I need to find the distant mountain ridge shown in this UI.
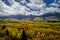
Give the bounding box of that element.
[0,14,37,19]
[0,12,60,21]
[41,12,60,17]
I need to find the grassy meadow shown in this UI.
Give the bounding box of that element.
[0,19,60,40]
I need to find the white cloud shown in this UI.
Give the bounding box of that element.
[0,0,60,16]
[45,7,60,13]
[49,3,60,7]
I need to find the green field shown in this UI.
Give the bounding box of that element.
[0,20,60,40]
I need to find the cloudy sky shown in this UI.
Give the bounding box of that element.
[0,0,60,16]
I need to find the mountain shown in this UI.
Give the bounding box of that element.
[0,12,60,21]
[40,12,60,21]
[0,14,38,19]
[40,12,60,17]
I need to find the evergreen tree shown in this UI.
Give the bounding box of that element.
[21,29,27,40]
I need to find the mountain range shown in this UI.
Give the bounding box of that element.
[0,12,60,21]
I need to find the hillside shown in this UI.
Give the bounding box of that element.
[0,19,60,40]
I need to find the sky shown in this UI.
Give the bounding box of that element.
[0,0,60,16]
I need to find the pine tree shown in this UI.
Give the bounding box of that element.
[21,29,27,40]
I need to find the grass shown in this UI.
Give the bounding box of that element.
[0,20,60,40]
